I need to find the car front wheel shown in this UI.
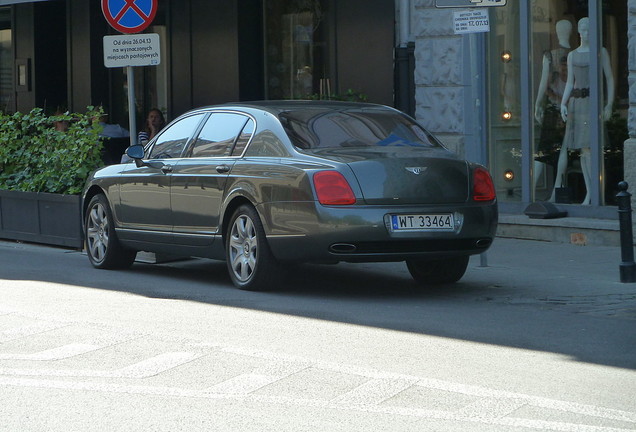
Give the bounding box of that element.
[226,204,281,291]
[85,194,136,269]
[406,255,469,285]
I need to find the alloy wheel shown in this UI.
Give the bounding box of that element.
[86,202,109,264]
[228,214,258,283]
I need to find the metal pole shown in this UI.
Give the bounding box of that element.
[589,2,602,205]
[127,66,137,147]
[616,181,636,283]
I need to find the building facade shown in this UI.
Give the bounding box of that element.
[408,0,632,217]
[0,0,397,128]
[0,0,634,219]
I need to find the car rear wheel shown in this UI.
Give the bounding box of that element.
[226,204,281,291]
[406,255,469,285]
[85,194,136,269]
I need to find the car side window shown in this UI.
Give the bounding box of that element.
[148,114,205,159]
[190,113,249,158]
[231,119,255,156]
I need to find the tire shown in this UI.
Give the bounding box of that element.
[226,204,281,291]
[406,255,469,285]
[85,194,136,269]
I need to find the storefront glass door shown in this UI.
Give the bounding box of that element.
[264,0,330,100]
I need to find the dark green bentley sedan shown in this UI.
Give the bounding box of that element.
[82,101,497,290]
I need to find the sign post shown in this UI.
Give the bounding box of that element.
[435,0,502,267]
[101,0,159,147]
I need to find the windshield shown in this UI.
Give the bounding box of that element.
[279,108,442,150]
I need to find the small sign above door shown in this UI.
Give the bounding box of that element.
[436,0,506,7]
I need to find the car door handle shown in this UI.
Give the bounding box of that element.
[216,164,231,174]
[161,165,173,174]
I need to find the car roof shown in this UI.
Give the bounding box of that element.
[212,100,394,115]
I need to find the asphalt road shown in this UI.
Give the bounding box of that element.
[0,238,635,431]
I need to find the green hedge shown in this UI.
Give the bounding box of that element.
[0,107,105,195]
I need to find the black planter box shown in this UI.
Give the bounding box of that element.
[0,190,82,248]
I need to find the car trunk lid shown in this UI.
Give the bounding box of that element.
[309,147,470,205]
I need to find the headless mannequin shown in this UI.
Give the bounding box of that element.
[534,19,572,190]
[535,20,571,123]
[553,17,614,205]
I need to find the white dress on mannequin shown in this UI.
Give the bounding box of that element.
[552,17,614,205]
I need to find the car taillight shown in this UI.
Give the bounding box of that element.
[313,171,356,205]
[473,166,496,202]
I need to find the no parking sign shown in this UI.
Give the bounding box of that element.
[101,0,158,34]
[101,0,160,149]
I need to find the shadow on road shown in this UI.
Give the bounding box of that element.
[2,240,635,371]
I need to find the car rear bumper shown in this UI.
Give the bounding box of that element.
[262,201,498,263]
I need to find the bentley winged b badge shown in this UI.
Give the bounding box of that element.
[405,167,427,175]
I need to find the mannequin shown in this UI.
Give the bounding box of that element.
[534,19,572,190]
[535,20,572,123]
[554,17,614,205]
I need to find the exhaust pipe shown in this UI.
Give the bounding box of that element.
[476,238,492,248]
[330,243,357,253]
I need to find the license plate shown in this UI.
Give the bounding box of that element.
[391,213,454,232]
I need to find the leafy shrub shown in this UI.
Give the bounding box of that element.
[0,106,104,195]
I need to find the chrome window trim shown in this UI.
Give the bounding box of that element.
[145,112,209,159]
[181,109,257,160]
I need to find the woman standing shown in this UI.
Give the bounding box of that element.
[138,108,166,146]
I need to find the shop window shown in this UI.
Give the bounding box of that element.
[531,1,627,206]
[488,1,628,206]
[0,8,12,113]
[264,0,330,100]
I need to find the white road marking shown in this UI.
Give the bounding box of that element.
[205,374,283,395]
[0,311,634,430]
[0,322,69,343]
[217,345,636,426]
[0,376,633,432]
[115,352,203,378]
[0,333,141,361]
[330,378,417,406]
[458,397,527,420]
[0,352,203,378]
[0,344,101,361]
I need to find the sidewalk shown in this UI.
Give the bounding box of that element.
[466,237,636,320]
[497,213,620,247]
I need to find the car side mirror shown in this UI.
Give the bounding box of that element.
[126,145,145,159]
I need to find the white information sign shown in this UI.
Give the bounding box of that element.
[103,33,161,68]
[453,9,490,34]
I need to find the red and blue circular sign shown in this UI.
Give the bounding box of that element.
[102,0,158,34]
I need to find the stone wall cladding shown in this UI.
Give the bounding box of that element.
[413,0,467,156]
[416,87,464,133]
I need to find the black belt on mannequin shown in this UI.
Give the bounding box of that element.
[571,88,590,98]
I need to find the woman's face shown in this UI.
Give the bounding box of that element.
[148,111,163,127]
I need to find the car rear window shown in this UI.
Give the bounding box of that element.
[278,108,442,150]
